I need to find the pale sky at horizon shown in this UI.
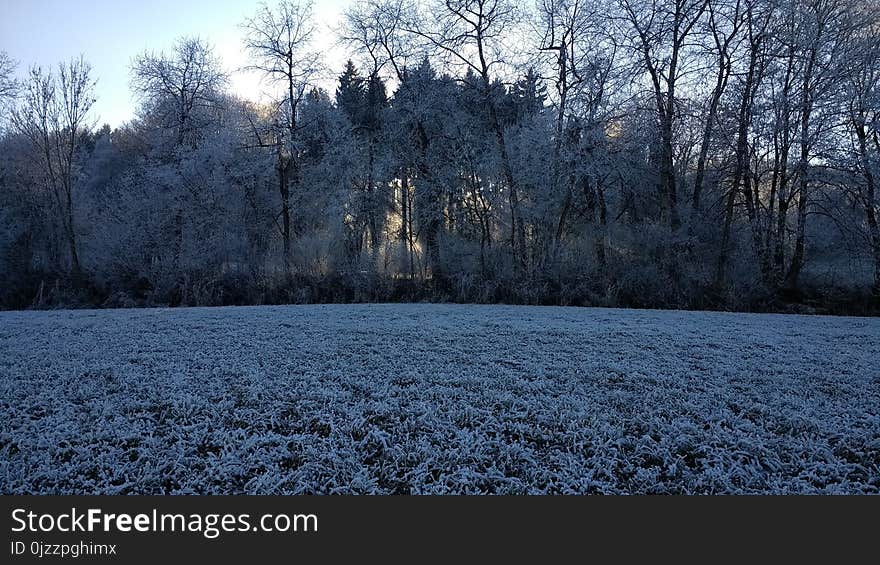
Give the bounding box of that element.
[0,0,351,128]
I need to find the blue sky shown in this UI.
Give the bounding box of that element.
[0,0,349,127]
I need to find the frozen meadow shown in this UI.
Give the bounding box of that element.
[1,304,878,494]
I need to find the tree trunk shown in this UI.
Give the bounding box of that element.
[692,61,729,212]
[773,49,797,282]
[785,45,818,291]
[773,156,791,278]
[66,212,80,276]
[550,42,570,254]
[867,199,880,296]
[399,172,411,277]
[279,155,291,266]
[595,181,608,270]
[660,114,680,231]
[717,31,760,286]
[855,121,880,294]
[717,182,737,287]
[489,105,524,266]
[785,180,808,290]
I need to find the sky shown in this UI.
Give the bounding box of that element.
[0,0,350,128]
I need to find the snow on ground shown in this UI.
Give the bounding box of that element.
[1,304,878,494]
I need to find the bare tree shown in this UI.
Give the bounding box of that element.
[0,52,18,102]
[716,0,771,285]
[242,0,321,264]
[11,57,96,275]
[343,0,415,82]
[691,0,743,212]
[785,0,854,290]
[0,52,19,126]
[842,6,880,294]
[770,10,800,280]
[539,0,588,246]
[538,0,618,267]
[618,0,708,231]
[132,37,227,147]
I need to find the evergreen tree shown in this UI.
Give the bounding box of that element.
[510,69,547,121]
[336,60,364,125]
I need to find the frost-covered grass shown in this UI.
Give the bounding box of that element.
[1,304,878,494]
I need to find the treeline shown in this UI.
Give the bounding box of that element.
[0,0,878,314]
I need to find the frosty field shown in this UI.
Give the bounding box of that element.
[1,304,878,494]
